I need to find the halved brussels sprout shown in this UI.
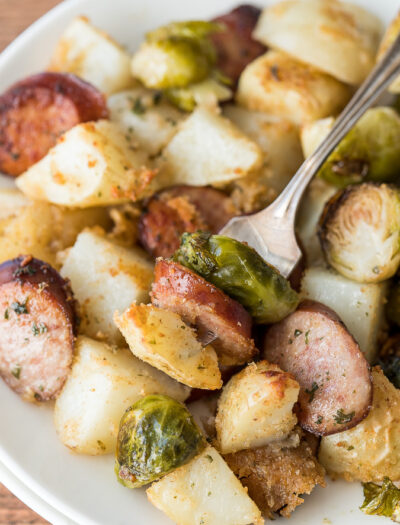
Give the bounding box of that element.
[131,21,220,90]
[361,477,400,522]
[115,394,205,488]
[165,78,232,112]
[318,183,400,283]
[174,232,299,324]
[318,108,400,188]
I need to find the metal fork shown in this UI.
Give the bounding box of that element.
[220,33,400,278]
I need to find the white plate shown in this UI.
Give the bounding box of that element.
[0,0,397,524]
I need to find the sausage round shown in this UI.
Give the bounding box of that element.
[139,185,236,258]
[0,256,76,402]
[263,300,372,435]
[151,259,257,365]
[211,5,267,85]
[0,72,109,176]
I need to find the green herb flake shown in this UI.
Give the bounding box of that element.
[305,381,319,403]
[316,415,323,425]
[32,322,48,336]
[97,440,106,451]
[13,265,36,278]
[361,477,400,521]
[4,308,9,320]
[347,445,354,451]
[294,329,302,337]
[334,409,355,425]
[305,330,310,344]
[11,365,21,379]
[34,392,42,401]
[132,97,146,115]
[11,298,29,315]
[205,454,213,463]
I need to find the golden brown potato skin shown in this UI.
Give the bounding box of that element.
[0,72,108,176]
[224,431,326,518]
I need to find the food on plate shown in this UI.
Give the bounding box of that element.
[236,50,351,125]
[319,367,400,482]
[0,72,108,177]
[300,266,388,362]
[108,87,185,156]
[310,108,400,187]
[224,104,303,195]
[175,232,299,323]
[253,0,383,85]
[318,183,400,283]
[211,5,266,85]
[49,16,133,95]
[114,304,222,390]
[151,259,256,365]
[147,445,263,525]
[54,337,190,454]
[377,11,400,93]
[215,361,299,454]
[138,186,236,258]
[3,1,400,523]
[0,197,110,268]
[161,106,263,187]
[263,300,372,435]
[0,256,76,402]
[224,431,326,517]
[115,394,205,487]
[60,229,154,345]
[16,120,157,207]
[360,477,400,521]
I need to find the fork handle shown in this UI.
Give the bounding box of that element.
[256,31,400,222]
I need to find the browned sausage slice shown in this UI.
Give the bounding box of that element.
[139,185,236,258]
[0,256,76,402]
[211,5,267,85]
[263,300,372,435]
[151,259,257,365]
[0,72,109,176]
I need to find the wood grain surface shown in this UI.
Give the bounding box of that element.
[0,2,61,521]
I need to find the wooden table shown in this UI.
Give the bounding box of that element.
[0,2,61,521]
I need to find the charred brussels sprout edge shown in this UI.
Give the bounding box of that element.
[174,232,299,324]
[115,394,205,488]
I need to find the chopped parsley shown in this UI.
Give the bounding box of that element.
[205,454,213,463]
[305,381,319,403]
[294,329,302,337]
[32,322,48,336]
[305,330,310,344]
[316,415,323,425]
[11,298,29,315]
[4,308,9,320]
[11,365,21,379]
[334,409,355,425]
[132,97,146,115]
[13,265,36,278]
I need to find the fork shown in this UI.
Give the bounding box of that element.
[220,32,400,278]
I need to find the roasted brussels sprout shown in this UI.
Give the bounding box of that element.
[318,183,400,283]
[377,336,400,389]
[115,394,205,488]
[131,21,220,90]
[165,78,232,112]
[174,232,299,324]
[361,477,400,522]
[318,108,400,188]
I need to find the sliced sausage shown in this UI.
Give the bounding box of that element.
[0,256,76,402]
[0,72,109,176]
[211,5,267,85]
[151,259,257,365]
[263,300,372,436]
[139,185,236,258]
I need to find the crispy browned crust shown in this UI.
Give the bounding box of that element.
[139,185,236,258]
[0,256,77,401]
[151,259,257,365]
[211,5,267,85]
[0,72,108,176]
[224,431,326,518]
[264,300,372,436]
